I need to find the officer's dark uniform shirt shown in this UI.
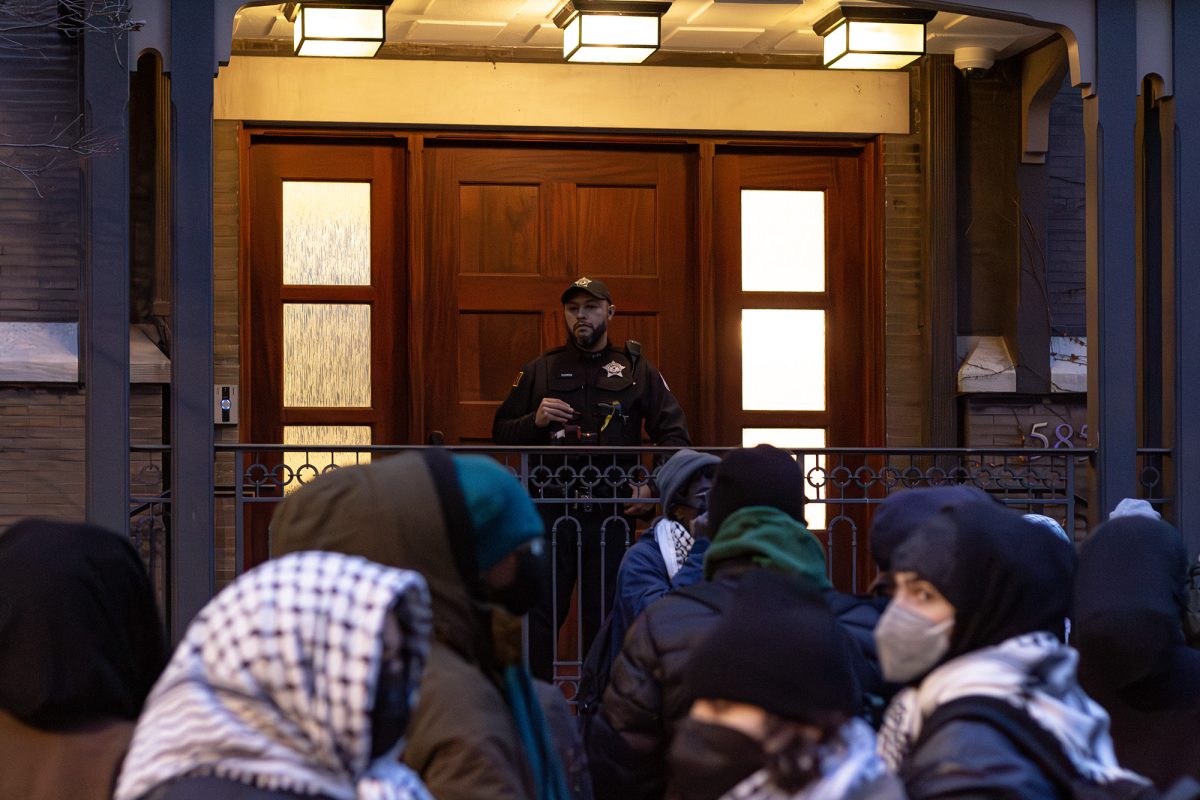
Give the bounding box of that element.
[492,339,690,448]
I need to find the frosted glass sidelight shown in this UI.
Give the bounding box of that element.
[284,304,371,407]
[741,309,825,410]
[283,425,372,494]
[741,190,825,292]
[742,427,827,530]
[283,181,371,285]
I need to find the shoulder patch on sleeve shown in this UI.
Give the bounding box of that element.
[513,370,524,388]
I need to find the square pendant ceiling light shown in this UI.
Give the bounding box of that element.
[291,2,388,58]
[814,5,936,70]
[553,1,672,64]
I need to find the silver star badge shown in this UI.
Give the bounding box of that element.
[603,360,625,378]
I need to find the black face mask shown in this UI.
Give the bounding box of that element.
[667,718,765,800]
[486,539,547,616]
[369,653,412,759]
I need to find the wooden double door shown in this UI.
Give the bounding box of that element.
[246,136,698,450]
[244,132,882,580]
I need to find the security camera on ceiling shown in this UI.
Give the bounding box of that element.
[954,46,996,78]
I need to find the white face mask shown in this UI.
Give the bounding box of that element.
[874,602,954,683]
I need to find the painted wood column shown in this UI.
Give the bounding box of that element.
[922,55,958,446]
[169,0,215,637]
[1085,0,1140,521]
[1171,4,1200,556]
[82,26,130,533]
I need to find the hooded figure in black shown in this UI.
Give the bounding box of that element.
[875,500,1150,799]
[1073,515,1200,788]
[0,518,169,799]
[867,486,997,597]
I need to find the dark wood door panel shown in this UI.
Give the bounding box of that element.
[243,139,405,568]
[713,150,873,447]
[713,145,882,592]
[424,143,697,443]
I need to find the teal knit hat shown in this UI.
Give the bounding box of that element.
[452,455,544,571]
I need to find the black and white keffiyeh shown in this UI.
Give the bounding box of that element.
[877,632,1147,787]
[655,518,695,579]
[723,718,892,800]
[115,551,434,800]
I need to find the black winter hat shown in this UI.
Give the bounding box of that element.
[707,445,805,536]
[869,486,997,571]
[683,569,860,725]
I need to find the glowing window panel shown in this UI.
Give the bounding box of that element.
[741,190,825,292]
[742,427,827,530]
[741,309,825,411]
[283,181,371,286]
[283,304,371,407]
[282,425,372,494]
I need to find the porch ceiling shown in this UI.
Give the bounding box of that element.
[232,0,1053,64]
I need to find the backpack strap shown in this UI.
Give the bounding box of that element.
[913,696,1157,800]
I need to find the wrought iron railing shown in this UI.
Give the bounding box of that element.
[214,443,1091,696]
[1137,447,1171,515]
[129,443,170,617]
[128,442,1195,698]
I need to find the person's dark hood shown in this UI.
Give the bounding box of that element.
[869,486,997,572]
[270,450,488,662]
[0,518,168,730]
[1074,516,1199,689]
[891,499,1075,660]
[655,449,719,516]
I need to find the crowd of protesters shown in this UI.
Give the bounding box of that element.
[3,445,1200,799]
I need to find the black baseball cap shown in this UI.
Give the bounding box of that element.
[560,277,612,304]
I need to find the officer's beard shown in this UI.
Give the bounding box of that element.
[569,318,607,351]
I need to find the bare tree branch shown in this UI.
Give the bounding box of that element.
[0,113,120,197]
[0,0,137,193]
[0,0,141,55]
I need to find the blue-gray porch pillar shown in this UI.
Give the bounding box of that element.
[1172,4,1200,557]
[169,1,215,637]
[82,26,130,533]
[1086,0,1140,521]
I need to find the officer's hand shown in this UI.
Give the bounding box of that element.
[623,482,657,518]
[535,397,575,428]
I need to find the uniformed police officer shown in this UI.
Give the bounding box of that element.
[493,276,690,680]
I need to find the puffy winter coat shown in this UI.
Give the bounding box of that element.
[587,561,882,800]
[578,527,708,718]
